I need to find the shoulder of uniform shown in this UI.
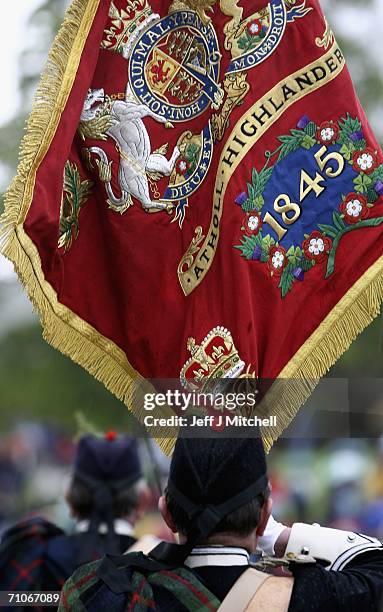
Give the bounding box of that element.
[67,558,103,583]
[286,523,383,570]
[59,559,103,611]
[0,517,63,551]
[247,576,294,612]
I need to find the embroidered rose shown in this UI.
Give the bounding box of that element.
[243,213,262,236]
[176,158,190,175]
[339,193,369,224]
[316,121,339,145]
[352,148,378,174]
[268,246,287,276]
[303,231,332,263]
[247,19,263,36]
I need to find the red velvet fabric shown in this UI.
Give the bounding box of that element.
[24,0,383,382]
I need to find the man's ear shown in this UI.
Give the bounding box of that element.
[256,496,273,537]
[158,495,178,533]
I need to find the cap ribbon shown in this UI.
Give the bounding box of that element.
[149,473,269,566]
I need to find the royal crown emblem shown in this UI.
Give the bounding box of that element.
[101,0,155,55]
[180,326,245,391]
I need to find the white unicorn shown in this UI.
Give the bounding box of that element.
[85,86,180,212]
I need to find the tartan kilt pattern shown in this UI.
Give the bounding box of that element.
[59,559,221,611]
[0,518,67,611]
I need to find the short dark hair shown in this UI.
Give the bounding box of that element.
[166,485,270,538]
[67,477,143,519]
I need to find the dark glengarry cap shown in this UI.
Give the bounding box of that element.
[74,433,142,486]
[73,433,142,558]
[150,436,268,566]
[170,437,267,505]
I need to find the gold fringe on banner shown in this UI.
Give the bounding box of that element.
[1,0,101,245]
[3,225,142,425]
[261,256,383,452]
[4,228,176,456]
[0,0,382,457]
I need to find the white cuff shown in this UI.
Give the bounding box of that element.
[285,523,383,570]
[258,515,287,556]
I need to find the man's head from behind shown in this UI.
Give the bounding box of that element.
[159,437,272,553]
[66,433,149,525]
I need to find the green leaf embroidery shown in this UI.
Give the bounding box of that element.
[253,195,264,210]
[371,165,383,183]
[237,29,264,53]
[278,262,295,298]
[59,161,93,251]
[301,135,316,149]
[261,234,276,253]
[366,185,379,204]
[317,223,338,238]
[251,166,273,197]
[332,210,345,231]
[234,235,258,260]
[277,133,304,161]
[254,233,263,248]
[300,258,315,272]
[353,173,372,194]
[237,37,248,50]
[286,245,303,267]
[243,195,264,213]
[352,138,366,150]
[338,114,362,144]
[339,142,355,161]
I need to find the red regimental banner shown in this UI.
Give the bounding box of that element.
[2,0,383,451]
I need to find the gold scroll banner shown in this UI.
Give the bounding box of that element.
[178,41,345,295]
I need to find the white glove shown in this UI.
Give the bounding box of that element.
[258,515,288,556]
